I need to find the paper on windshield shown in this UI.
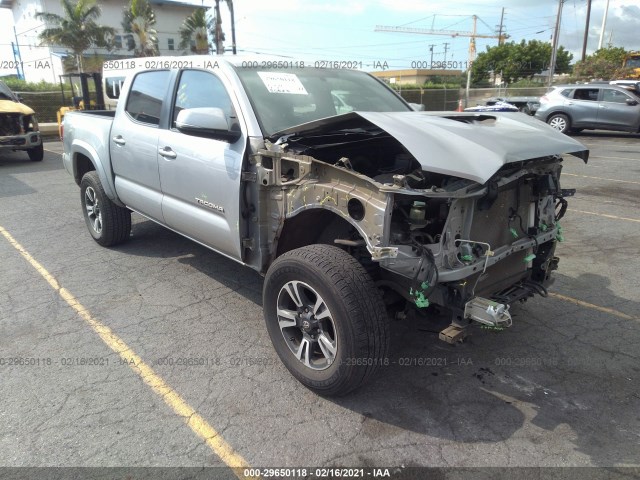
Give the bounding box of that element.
[257,72,308,95]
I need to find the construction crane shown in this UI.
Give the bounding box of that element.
[375,15,508,107]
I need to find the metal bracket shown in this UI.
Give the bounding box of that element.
[242,237,255,250]
[464,297,512,328]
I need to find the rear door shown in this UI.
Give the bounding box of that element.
[110,70,172,222]
[569,87,600,127]
[158,69,246,261]
[596,88,640,131]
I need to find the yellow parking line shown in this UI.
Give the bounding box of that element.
[0,224,256,480]
[568,209,640,223]
[549,293,638,321]
[562,173,640,185]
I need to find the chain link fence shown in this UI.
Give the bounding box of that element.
[17,86,552,124]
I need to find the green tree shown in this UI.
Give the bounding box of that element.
[573,47,628,80]
[122,0,158,57]
[36,0,114,72]
[471,40,572,85]
[179,8,211,54]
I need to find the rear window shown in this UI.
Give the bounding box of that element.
[560,88,574,98]
[125,70,171,126]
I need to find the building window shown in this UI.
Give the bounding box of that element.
[168,38,174,51]
[114,35,122,49]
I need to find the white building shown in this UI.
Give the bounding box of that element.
[0,0,205,83]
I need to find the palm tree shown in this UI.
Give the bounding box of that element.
[179,8,211,55]
[122,0,158,57]
[213,0,225,54]
[36,0,114,72]
[225,0,236,54]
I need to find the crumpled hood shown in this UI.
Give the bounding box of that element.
[273,111,589,184]
[0,99,35,115]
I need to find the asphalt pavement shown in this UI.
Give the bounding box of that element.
[0,133,639,478]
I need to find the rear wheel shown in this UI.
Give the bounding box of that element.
[263,244,389,396]
[547,113,570,134]
[27,144,43,162]
[80,171,131,247]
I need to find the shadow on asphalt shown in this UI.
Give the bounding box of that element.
[116,219,640,467]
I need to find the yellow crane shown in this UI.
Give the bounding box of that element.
[375,15,508,107]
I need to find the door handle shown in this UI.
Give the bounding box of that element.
[112,135,126,146]
[566,102,573,105]
[158,147,177,159]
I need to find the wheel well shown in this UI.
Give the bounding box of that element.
[276,209,362,258]
[546,110,572,123]
[74,153,95,185]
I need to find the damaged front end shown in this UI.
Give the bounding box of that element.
[253,111,588,338]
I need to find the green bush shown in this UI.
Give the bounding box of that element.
[1,77,71,93]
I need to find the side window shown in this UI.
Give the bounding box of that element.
[602,89,630,103]
[573,88,599,101]
[125,70,171,126]
[172,70,234,127]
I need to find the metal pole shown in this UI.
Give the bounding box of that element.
[465,16,476,108]
[498,8,505,45]
[597,0,610,50]
[548,0,564,88]
[581,0,592,61]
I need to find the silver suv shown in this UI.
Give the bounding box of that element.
[535,84,640,134]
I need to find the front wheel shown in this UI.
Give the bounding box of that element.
[547,113,570,134]
[80,171,131,247]
[263,244,389,396]
[27,144,43,162]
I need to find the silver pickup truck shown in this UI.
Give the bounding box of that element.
[63,56,588,395]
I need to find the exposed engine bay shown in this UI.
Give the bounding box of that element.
[0,113,37,137]
[251,111,588,339]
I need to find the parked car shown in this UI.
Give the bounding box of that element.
[62,55,588,395]
[485,96,541,115]
[535,83,640,134]
[0,80,43,161]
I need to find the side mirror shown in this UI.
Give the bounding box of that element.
[625,98,638,106]
[409,102,425,111]
[175,107,241,142]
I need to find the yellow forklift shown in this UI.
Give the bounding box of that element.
[56,72,104,138]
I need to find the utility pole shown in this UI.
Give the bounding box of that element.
[227,0,237,54]
[465,16,477,107]
[443,42,450,63]
[548,0,564,88]
[597,0,610,50]
[497,7,505,45]
[429,44,435,65]
[581,0,592,61]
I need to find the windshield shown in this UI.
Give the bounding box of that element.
[234,68,410,136]
[0,81,19,102]
[625,57,640,68]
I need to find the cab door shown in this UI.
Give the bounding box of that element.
[569,87,600,127]
[158,69,246,260]
[110,70,172,222]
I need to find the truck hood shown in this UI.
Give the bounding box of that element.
[0,99,35,115]
[272,111,589,184]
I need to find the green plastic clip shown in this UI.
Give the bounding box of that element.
[510,227,519,238]
[410,282,430,308]
[461,254,473,262]
[540,223,548,232]
[523,253,536,263]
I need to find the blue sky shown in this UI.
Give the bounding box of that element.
[1,0,639,78]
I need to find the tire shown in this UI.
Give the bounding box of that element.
[80,171,131,247]
[27,143,43,162]
[263,244,389,396]
[547,113,570,134]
